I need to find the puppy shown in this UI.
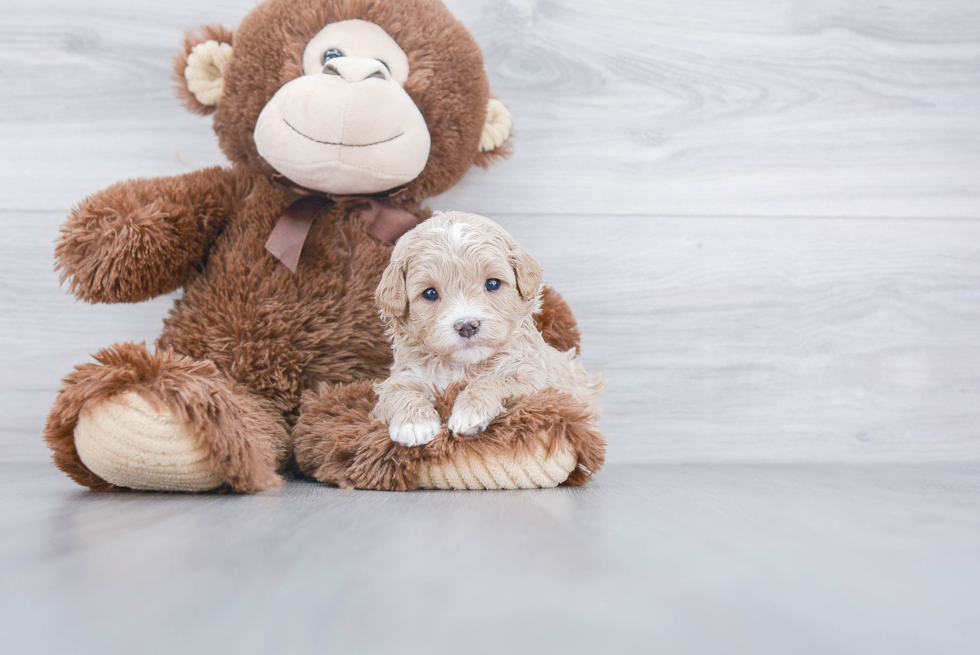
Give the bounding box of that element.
[372,211,604,446]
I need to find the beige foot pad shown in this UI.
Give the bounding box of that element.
[74,391,223,492]
[418,437,577,490]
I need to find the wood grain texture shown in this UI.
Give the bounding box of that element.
[5,211,979,463]
[501,214,980,463]
[1,462,979,654]
[0,0,978,216]
[1,0,979,465]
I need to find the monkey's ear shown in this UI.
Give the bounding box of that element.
[510,246,543,303]
[173,25,235,116]
[376,252,410,322]
[474,98,513,168]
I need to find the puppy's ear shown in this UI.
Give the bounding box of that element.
[510,246,543,302]
[376,252,409,321]
[174,25,235,116]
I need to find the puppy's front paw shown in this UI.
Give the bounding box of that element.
[389,420,440,447]
[448,399,500,437]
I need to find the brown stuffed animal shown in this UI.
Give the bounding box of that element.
[44,0,597,493]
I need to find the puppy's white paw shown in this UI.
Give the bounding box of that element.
[389,420,440,447]
[447,405,495,437]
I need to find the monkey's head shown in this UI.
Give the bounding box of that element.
[174,0,512,206]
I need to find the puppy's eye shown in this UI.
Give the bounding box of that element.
[422,288,439,301]
[322,48,344,64]
[485,279,501,292]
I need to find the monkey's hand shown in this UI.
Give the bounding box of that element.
[56,167,245,303]
[535,286,581,354]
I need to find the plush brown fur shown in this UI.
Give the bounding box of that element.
[536,286,582,355]
[56,166,247,304]
[45,0,586,492]
[45,343,288,492]
[199,0,494,209]
[293,381,605,491]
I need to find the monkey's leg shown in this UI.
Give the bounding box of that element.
[44,343,288,493]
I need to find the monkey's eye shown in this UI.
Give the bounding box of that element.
[322,48,344,64]
[485,279,501,292]
[422,288,439,301]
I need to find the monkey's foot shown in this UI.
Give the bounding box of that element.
[294,381,606,491]
[75,391,223,492]
[44,342,288,493]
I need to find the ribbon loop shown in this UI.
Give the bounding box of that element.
[264,177,419,272]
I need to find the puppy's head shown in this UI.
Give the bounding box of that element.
[376,211,542,364]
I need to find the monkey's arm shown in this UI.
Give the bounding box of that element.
[56,166,248,303]
[535,286,581,354]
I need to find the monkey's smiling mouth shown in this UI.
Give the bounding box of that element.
[283,119,403,147]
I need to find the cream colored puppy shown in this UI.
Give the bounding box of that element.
[372,211,604,446]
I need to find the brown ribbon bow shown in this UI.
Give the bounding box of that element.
[264,176,420,273]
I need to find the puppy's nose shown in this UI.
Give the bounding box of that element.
[454,318,480,339]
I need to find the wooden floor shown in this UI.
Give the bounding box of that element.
[1,0,979,652]
[2,462,980,654]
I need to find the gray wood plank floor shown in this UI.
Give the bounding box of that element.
[2,462,979,654]
[1,1,979,652]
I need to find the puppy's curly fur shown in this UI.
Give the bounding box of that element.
[372,212,605,447]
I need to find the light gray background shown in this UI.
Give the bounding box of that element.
[1,1,978,653]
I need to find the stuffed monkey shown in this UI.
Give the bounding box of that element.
[45,0,592,492]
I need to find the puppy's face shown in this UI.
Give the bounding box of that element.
[377,213,542,364]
